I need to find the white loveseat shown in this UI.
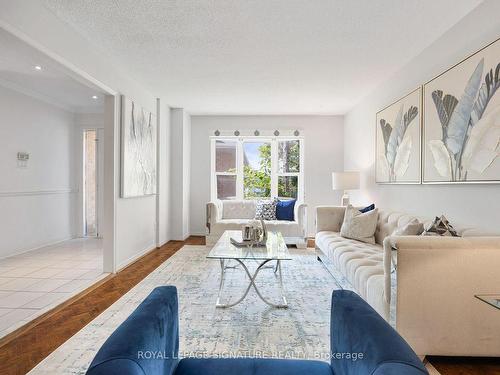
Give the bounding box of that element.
[315,206,500,357]
[206,200,307,247]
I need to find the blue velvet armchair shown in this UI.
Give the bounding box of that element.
[86,286,428,375]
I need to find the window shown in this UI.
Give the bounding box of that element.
[214,140,237,200]
[243,141,271,199]
[211,137,303,201]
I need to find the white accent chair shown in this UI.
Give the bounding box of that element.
[315,205,500,357]
[206,200,307,248]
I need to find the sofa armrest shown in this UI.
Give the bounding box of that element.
[206,201,222,234]
[315,206,346,233]
[393,236,500,357]
[330,290,427,375]
[86,286,179,375]
[382,236,394,306]
[391,235,500,251]
[294,202,307,237]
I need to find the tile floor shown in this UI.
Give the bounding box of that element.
[0,238,106,338]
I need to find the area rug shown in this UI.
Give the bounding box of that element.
[29,244,438,374]
[28,245,355,374]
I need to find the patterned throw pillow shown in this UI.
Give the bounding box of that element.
[255,199,277,221]
[422,215,460,237]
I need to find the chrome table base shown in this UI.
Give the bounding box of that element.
[215,258,288,308]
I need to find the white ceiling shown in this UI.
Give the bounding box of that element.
[43,0,482,115]
[0,29,104,113]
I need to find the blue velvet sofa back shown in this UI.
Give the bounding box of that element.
[87,286,427,375]
[86,286,179,375]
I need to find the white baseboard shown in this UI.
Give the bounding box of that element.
[116,243,156,272]
[0,235,77,260]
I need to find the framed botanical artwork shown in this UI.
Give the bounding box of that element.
[121,96,157,197]
[376,87,422,183]
[423,38,500,183]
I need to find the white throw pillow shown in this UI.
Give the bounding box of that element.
[389,218,424,250]
[340,205,379,244]
[392,218,424,236]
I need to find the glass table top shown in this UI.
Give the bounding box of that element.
[475,294,500,310]
[207,230,291,260]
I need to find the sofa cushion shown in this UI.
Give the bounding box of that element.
[222,200,256,219]
[359,203,375,213]
[375,211,422,245]
[316,231,387,316]
[175,358,333,375]
[340,205,378,244]
[392,218,424,236]
[276,199,296,221]
[255,199,278,220]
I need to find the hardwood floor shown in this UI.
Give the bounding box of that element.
[428,357,500,375]
[0,235,498,375]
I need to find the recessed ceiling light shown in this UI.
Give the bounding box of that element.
[92,95,98,100]
[34,65,42,71]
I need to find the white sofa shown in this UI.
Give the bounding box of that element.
[315,206,500,357]
[206,200,307,247]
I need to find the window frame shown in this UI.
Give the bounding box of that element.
[210,136,304,202]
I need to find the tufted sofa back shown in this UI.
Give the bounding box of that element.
[375,211,422,245]
[375,209,486,245]
[221,200,257,219]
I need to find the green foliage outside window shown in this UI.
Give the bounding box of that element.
[244,143,271,198]
[243,142,299,199]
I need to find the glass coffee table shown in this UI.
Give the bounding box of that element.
[207,230,291,308]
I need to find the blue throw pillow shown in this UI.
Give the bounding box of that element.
[276,199,296,221]
[359,203,375,213]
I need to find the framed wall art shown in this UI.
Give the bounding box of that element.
[423,38,500,183]
[121,96,157,197]
[376,87,422,184]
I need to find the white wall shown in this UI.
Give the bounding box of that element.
[0,85,77,258]
[170,108,191,240]
[0,0,170,270]
[156,101,171,247]
[344,0,500,232]
[190,115,344,236]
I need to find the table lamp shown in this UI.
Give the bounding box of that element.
[332,171,360,206]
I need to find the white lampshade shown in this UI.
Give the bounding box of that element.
[332,171,360,191]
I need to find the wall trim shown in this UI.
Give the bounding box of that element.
[0,235,78,260]
[0,188,78,197]
[116,243,156,272]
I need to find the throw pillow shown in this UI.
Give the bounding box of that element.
[255,199,277,221]
[359,203,375,213]
[340,204,379,244]
[422,215,460,237]
[276,199,296,221]
[392,218,424,236]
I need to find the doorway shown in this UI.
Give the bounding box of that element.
[83,129,98,237]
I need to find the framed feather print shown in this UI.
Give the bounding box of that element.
[423,38,500,183]
[376,88,422,184]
